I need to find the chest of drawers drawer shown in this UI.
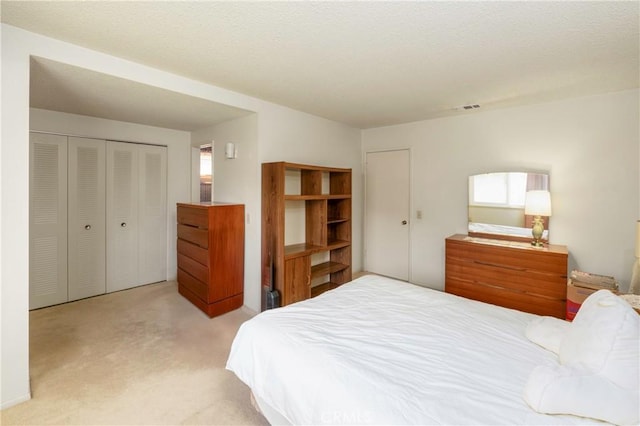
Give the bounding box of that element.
[445,234,568,318]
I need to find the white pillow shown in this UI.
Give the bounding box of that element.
[560,290,639,390]
[524,290,640,425]
[525,316,570,354]
[524,364,639,425]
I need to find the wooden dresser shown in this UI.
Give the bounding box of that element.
[445,234,568,318]
[177,203,244,317]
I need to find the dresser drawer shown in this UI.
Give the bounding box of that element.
[177,253,209,285]
[446,256,566,299]
[177,268,209,302]
[446,240,567,275]
[445,234,568,318]
[177,224,208,248]
[446,276,567,318]
[177,238,209,266]
[177,205,209,229]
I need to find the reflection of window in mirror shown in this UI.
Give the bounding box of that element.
[470,172,527,207]
[200,144,212,202]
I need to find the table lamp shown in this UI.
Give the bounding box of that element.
[525,190,552,247]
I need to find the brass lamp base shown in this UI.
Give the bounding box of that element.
[531,216,545,247]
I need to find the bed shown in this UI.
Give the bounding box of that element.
[226,275,638,425]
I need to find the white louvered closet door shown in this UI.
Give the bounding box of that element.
[138,144,167,285]
[106,141,139,292]
[29,133,68,309]
[68,137,106,301]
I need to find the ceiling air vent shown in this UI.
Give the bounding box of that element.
[452,104,481,111]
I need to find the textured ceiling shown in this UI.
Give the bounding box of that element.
[3,1,639,130]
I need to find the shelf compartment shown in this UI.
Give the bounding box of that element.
[284,240,350,259]
[311,261,349,278]
[328,197,351,215]
[306,199,326,247]
[283,162,351,173]
[328,222,350,244]
[330,170,351,195]
[311,281,341,298]
[330,245,352,285]
[284,194,351,201]
[326,239,350,250]
[328,198,351,243]
[284,243,325,259]
[301,169,323,196]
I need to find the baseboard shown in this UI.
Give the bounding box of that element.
[241,305,259,317]
[1,391,31,410]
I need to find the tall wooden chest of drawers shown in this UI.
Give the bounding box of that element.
[177,203,244,317]
[445,234,568,318]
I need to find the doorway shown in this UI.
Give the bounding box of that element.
[199,144,213,202]
[364,149,410,281]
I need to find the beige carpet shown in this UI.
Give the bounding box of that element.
[1,281,269,425]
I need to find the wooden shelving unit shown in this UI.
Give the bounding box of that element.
[262,162,352,309]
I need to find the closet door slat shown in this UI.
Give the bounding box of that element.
[29,133,68,309]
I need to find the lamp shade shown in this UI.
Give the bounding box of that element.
[525,190,552,216]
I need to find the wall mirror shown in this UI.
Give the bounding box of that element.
[468,171,550,241]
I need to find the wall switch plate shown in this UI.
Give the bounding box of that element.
[417,210,422,219]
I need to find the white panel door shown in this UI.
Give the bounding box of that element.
[68,137,106,301]
[137,144,167,285]
[106,141,139,292]
[364,150,410,281]
[29,133,68,309]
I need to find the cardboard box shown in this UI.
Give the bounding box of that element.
[566,279,618,321]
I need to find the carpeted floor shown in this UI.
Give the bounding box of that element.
[0,281,269,425]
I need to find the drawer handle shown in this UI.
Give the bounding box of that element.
[474,260,526,272]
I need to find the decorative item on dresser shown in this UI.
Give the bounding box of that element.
[261,162,352,309]
[524,190,552,247]
[445,234,568,318]
[176,202,244,317]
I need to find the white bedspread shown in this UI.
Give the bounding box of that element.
[226,275,604,425]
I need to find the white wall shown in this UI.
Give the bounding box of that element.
[363,89,640,292]
[191,114,262,312]
[258,104,364,274]
[2,24,33,409]
[1,24,362,409]
[29,108,192,281]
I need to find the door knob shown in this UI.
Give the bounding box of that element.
[84,224,91,230]
[402,220,407,225]
[121,222,127,227]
